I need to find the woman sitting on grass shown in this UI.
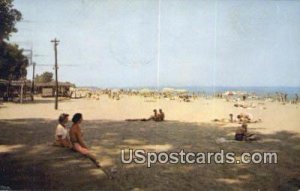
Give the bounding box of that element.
[69,113,100,167]
[54,113,71,147]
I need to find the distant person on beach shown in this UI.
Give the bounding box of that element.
[213,113,235,123]
[237,114,250,123]
[214,113,261,124]
[158,109,165,121]
[54,113,71,147]
[242,95,247,101]
[284,93,288,103]
[126,109,161,122]
[69,113,100,167]
[146,109,159,121]
[235,123,258,141]
[229,113,234,123]
[237,113,253,123]
[237,113,262,123]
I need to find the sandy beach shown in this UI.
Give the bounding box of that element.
[1,95,300,133]
[0,95,300,190]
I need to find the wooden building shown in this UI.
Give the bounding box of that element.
[0,80,33,102]
[35,81,74,97]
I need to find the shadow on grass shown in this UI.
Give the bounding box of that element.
[0,119,299,190]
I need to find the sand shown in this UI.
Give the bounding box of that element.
[0,95,300,190]
[1,95,300,134]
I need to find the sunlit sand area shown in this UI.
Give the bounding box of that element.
[0,95,300,190]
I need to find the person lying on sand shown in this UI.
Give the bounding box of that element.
[213,113,261,124]
[235,123,258,141]
[53,113,72,148]
[237,113,262,124]
[69,113,101,168]
[126,109,161,122]
[144,109,159,121]
[234,103,256,109]
[213,114,232,123]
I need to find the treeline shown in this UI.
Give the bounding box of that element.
[35,72,53,83]
[0,0,29,81]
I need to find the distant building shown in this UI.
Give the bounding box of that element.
[0,80,74,102]
[35,81,74,97]
[1,80,33,102]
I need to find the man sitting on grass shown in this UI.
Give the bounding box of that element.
[235,123,258,141]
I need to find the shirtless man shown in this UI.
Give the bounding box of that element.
[126,109,159,121]
[144,109,159,121]
[69,113,100,167]
[235,123,257,141]
[157,109,165,121]
[235,123,247,141]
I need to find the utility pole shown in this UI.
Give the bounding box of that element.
[31,62,36,92]
[51,38,59,110]
[23,48,34,100]
[31,62,36,101]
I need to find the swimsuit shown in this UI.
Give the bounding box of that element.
[235,134,244,141]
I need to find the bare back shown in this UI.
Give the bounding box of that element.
[69,124,80,143]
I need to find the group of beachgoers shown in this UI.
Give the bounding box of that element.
[213,113,260,142]
[233,113,260,141]
[53,113,101,168]
[275,92,299,104]
[213,112,261,124]
[126,109,165,122]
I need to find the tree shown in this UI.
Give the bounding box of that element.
[0,42,28,80]
[0,0,22,41]
[0,0,29,81]
[35,72,53,83]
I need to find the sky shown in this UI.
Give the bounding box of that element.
[9,0,300,88]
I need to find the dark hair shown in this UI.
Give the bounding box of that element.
[72,113,82,123]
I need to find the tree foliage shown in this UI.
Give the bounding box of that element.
[0,0,29,81]
[35,72,53,83]
[0,42,28,80]
[0,0,22,41]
